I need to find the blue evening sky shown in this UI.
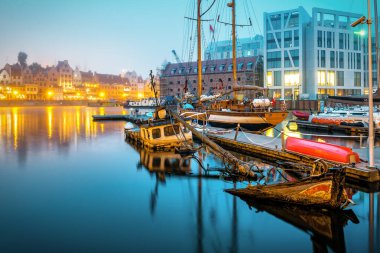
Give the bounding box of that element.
[0,0,367,77]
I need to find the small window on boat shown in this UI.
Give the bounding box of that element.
[152,128,161,139]
[164,125,180,136]
[152,157,161,169]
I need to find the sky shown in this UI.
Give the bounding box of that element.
[0,0,368,78]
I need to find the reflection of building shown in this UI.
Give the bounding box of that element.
[264,7,366,100]
[159,56,262,97]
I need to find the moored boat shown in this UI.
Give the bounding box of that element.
[285,136,360,165]
[226,169,348,209]
[292,110,310,121]
[124,108,193,150]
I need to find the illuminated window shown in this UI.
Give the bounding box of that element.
[267,71,273,86]
[284,70,299,86]
[317,70,326,86]
[327,71,335,86]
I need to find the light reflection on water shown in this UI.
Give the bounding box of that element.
[0,106,378,253]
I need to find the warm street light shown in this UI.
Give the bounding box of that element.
[351,5,375,168]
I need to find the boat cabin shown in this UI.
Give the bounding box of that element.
[139,120,192,149]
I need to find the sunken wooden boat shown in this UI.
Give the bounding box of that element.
[225,169,348,209]
[124,107,193,150]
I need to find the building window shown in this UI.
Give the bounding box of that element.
[270,14,281,30]
[317,12,322,26]
[354,34,360,51]
[327,32,332,48]
[330,51,335,68]
[354,72,361,87]
[356,53,361,69]
[219,64,225,71]
[339,16,348,29]
[266,32,278,49]
[327,71,335,86]
[267,71,273,86]
[210,65,216,72]
[274,71,281,86]
[339,52,344,68]
[171,69,177,74]
[247,62,253,70]
[193,68,198,73]
[294,30,299,47]
[238,63,244,71]
[177,81,180,84]
[317,30,322,47]
[284,31,292,48]
[267,51,281,69]
[228,64,233,71]
[290,50,299,67]
[210,78,213,82]
[317,70,326,86]
[339,33,344,49]
[288,12,299,28]
[337,71,344,86]
[321,50,326,68]
[324,13,335,28]
[284,70,299,86]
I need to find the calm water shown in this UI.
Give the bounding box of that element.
[0,106,379,253]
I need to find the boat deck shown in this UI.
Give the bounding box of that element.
[203,128,380,183]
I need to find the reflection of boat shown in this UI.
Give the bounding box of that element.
[241,199,359,253]
[138,148,192,176]
[226,169,348,209]
[124,108,193,150]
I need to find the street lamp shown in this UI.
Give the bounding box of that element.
[351,6,375,168]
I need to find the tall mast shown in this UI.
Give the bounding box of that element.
[197,0,202,99]
[228,0,237,99]
[367,0,375,168]
[375,0,379,92]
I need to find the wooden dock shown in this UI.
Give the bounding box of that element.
[288,119,380,136]
[203,129,380,183]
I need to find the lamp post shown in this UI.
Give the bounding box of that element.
[351,4,374,168]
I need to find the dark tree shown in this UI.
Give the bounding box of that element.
[18,52,28,68]
[29,62,43,73]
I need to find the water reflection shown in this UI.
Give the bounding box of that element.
[0,106,127,166]
[241,199,359,253]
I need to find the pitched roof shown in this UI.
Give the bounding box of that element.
[161,56,259,77]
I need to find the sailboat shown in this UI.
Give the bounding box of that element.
[182,0,288,133]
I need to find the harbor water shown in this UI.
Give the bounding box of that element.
[0,106,379,253]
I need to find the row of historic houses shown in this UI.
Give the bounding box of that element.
[0,60,151,101]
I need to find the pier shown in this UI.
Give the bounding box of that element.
[202,129,380,183]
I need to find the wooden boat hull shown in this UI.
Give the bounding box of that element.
[226,170,348,209]
[207,110,288,132]
[292,110,310,121]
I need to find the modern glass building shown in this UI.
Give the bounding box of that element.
[204,35,264,60]
[264,7,367,100]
